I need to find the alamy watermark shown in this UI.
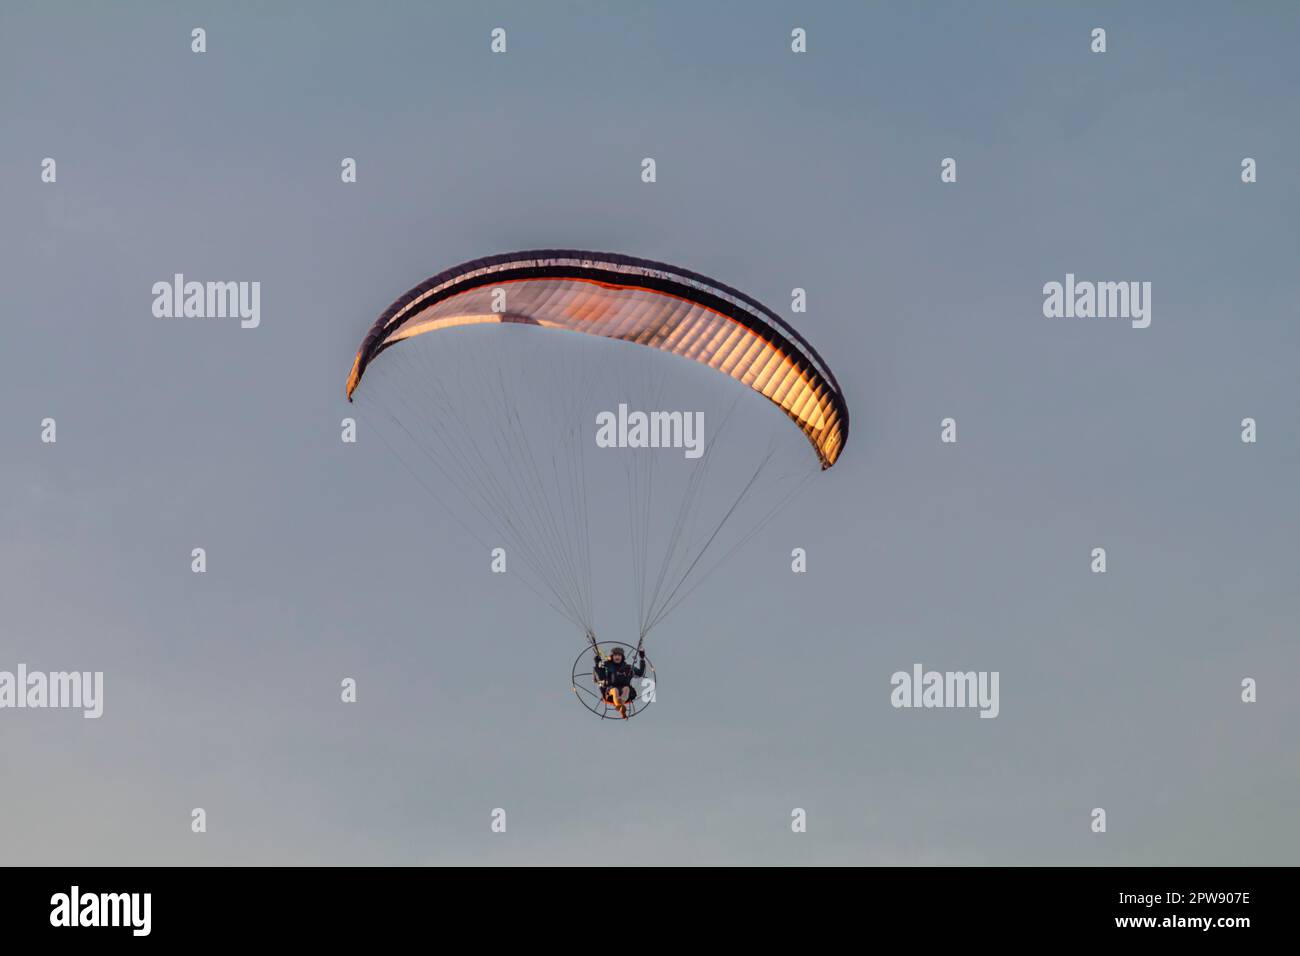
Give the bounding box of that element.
[50,886,150,936]
[1042,273,1151,328]
[595,403,705,459]
[152,274,260,328]
[891,663,999,718]
[0,664,103,718]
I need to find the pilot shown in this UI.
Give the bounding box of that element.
[593,646,646,717]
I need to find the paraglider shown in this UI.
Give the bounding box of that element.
[346,250,848,719]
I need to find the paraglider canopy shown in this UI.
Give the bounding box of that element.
[347,250,848,468]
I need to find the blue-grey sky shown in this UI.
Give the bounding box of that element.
[1,1,1297,865]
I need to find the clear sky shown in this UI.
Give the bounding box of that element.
[1,1,1297,865]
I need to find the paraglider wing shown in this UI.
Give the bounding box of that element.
[346,251,848,467]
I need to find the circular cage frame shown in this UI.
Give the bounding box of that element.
[571,642,657,720]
